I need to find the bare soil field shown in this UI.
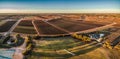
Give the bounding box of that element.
[0,21,16,32]
[2,13,118,36]
[33,20,67,35]
[13,20,37,34]
[18,20,33,26]
[13,26,37,34]
[49,19,104,32]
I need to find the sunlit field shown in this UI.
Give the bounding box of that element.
[0,13,120,59]
[28,37,120,59]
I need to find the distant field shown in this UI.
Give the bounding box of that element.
[49,19,104,32]
[0,14,116,36]
[13,18,107,36]
[13,20,37,34]
[0,21,16,32]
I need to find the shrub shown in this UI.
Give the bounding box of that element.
[71,33,91,42]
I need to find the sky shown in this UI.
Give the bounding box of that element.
[0,0,120,13]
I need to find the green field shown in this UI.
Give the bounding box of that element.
[27,36,120,59]
[27,37,98,59]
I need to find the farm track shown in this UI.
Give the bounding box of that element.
[8,19,21,33]
[32,20,41,35]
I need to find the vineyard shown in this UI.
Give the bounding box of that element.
[0,15,113,37]
[12,18,108,36]
[33,20,67,35]
[0,21,17,32]
[49,19,104,32]
[13,20,37,34]
[0,14,120,59]
[18,20,33,26]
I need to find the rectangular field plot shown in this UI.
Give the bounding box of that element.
[0,21,16,32]
[13,20,37,34]
[13,26,37,34]
[18,20,33,26]
[65,20,104,27]
[49,19,104,32]
[34,20,67,35]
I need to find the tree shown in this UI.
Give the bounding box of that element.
[71,33,91,42]
[16,34,21,38]
[103,41,112,49]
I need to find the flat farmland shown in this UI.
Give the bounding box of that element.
[18,20,33,26]
[0,21,16,32]
[13,20,37,34]
[49,19,104,32]
[28,37,119,59]
[13,26,36,34]
[6,15,110,36]
[0,21,7,26]
[33,20,67,35]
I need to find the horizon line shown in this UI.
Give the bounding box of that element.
[0,12,120,14]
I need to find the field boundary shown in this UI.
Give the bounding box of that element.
[12,22,116,37]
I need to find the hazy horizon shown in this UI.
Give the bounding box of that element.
[0,0,120,13]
